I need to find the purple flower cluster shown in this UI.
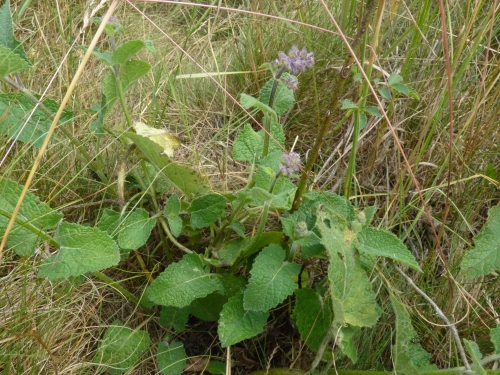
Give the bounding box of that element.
[280,152,301,177]
[273,45,314,75]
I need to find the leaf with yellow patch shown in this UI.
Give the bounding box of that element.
[133,121,180,158]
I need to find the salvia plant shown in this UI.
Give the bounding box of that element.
[1,2,500,375]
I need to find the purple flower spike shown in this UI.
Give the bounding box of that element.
[273,45,314,75]
[280,152,301,177]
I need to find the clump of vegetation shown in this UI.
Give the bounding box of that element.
[1,0,500,374]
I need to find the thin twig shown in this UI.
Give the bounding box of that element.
[394,266,470,371]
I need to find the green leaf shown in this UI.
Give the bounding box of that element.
[294,288,333,352]
[116,208,156,250]
[364,106,382,117]
[359,112,367,130]
[356,227,422,271]
[464,339,487,375]
[0,178,62,256]
[0,93,72,147]
[270,175,297,210]
[461,205,500,278]
[267,121,286,152]
[391,294,434,375]
[490,324,500,354]
[125,132,211,198]
[164,194,181,218]
[111,40,146,65]
[0,45,31,76]
[159,306,190,332]
[0,0,31,64]
[218,292,269,347]
[340,99,358,110]
[98,208,156,251]
[146,253,223,308]
[158,341,186,375]
[378,87,391,100]
[391,83,410,96]
[229,220,245,237]
[233,124,263,162]
[187,194,226,229]
[304,191,356,222]
[38,222,120,280]
[190,292,227,321]
[157,340,186,375]
[338,326,360,363]
[243,245,301,311]
[388,73,403,86]
[240,93,275,117]
[93,321,150,375]
[317,207,380,327]
[167,216,183,237]
[206,361,226,374]
[259,73,295,115]
[91,49,113,65]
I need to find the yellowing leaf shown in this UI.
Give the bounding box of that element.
[133,121,179,157]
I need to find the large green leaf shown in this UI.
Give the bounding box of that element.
[125,132,211,198]
[187,194,226,229]
[93,320,150,375]
[294,288,333,352]
[356,227,421,271]
[0,178,62,256]
[317,207,380,327]
[145,253,223,308]
[111,40,146,66]
[159,306,190,332]
[37,222,120,280]
[99,208,156,251]
[464,339,487,375]
[218,292,269,347]
[243,245,300,311]
[0,0,31,64]
[461,205,500,278]
[233,124,263,162]
[157,340,186,375]
[0,93,73,147]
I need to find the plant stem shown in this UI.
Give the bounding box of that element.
[93,271,153,314]
[292,0,377,212]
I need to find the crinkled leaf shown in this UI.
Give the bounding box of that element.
[259,73,295,115]
[93,321,150,375]
[116,208,156,250]
[356,227,421,271]
[0,178,62,256]
[304,191,356,222]
[125,133,211,198]
[146,253,223,308]
[218,292,269,347]
[244,245,300,311]
[167,216,183,237]
[338,326,360,363]
[268,121,286,152]
[464,339,487,375]
[317,207,380,327]
[258,150,283,172]
[391,294,435,374]
[38,222,120,280]
[270,175,297,210]
[294,288,333,352]
[159,306,190,332]
[461,205,500,278]
[158,340,186,375]
[233,124,262,162]
[164,194,181,218]
[0,93,72,147]
[0,45,31,76]
[97,208,120,233]
[340,99,358,110]
[0,0,31,64]
[187,194,226,229]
